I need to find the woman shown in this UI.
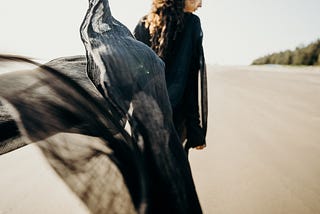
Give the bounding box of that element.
[134,0,208,154]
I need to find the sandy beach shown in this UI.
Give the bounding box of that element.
[1,65,320,213]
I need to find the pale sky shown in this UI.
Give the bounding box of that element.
[1,0,319,65]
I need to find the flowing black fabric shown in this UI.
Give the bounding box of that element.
[80,1,202,213]
[0,55,140,214]
[134,13,208,150]
[0,100,24,154]
[0,0,203,213]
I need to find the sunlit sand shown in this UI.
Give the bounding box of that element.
[1,65,320,213]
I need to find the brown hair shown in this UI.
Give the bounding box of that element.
[144,0,185,60]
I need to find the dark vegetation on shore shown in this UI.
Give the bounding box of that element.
[252,39,320,66]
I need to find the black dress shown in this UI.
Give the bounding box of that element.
[134,13,208,151]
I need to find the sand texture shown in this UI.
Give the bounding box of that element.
[1,65,320,214]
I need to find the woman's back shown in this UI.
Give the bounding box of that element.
[134,10,207,151]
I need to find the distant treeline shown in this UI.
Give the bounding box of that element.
[252,39,320,65]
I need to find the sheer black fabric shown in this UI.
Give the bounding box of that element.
[80,1,202,212]
[0,0,202,213]
[0,100,24,154]
[0,55,139,214]
[134,13,208,150]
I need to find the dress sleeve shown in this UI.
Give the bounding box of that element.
[199,44,208,144]
[185,16,208,149]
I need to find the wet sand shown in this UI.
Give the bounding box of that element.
[1,65,320,213]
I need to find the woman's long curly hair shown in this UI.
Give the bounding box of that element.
[145,0,185,61]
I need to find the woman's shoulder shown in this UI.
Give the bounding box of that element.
[183,13,202,35]
[134,15,148,32]
[137,15,148,24]
[184,13,201,25]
